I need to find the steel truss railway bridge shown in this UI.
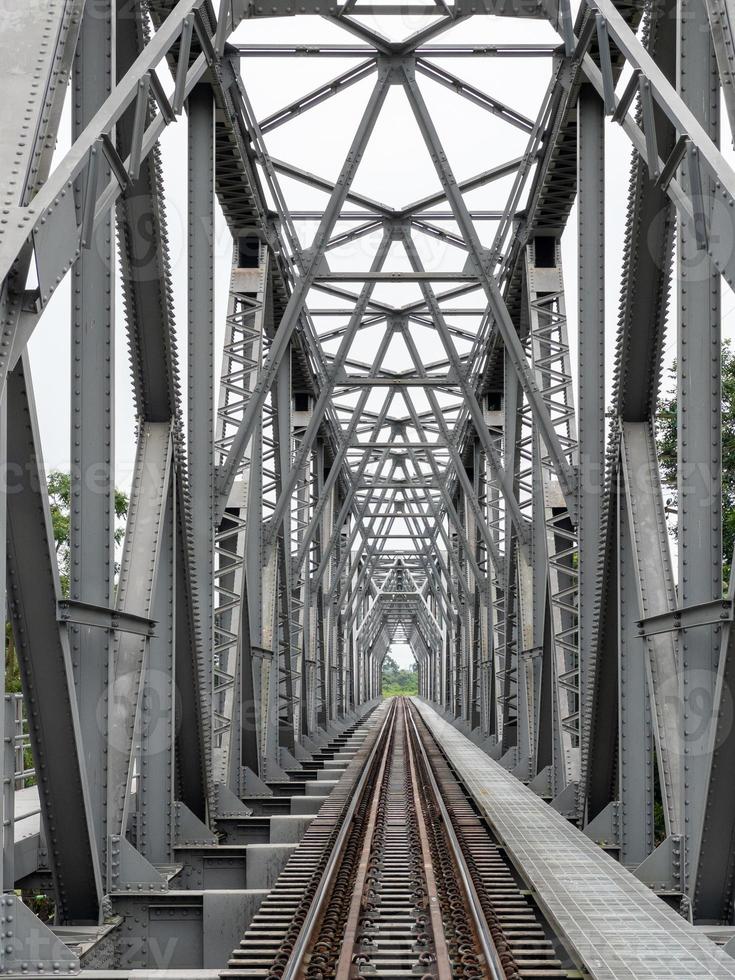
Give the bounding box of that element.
[3,0,735,974]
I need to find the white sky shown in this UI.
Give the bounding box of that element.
[390,643,417,669]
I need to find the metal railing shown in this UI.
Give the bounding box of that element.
[11,694,35,790]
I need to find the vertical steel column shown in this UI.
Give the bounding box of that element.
[70,0,114,870]
[138,487,175,864]
[274,351,296,750]
[620,422,682,839]
[525,240,579,792]
[187,83,215,697]
[577,84,605,794]
[496,363,518,747]
[618,486,655,865]
[531,423,551,774]
[501,353,520,754]
[246,422,265,779]
[106,423,173,845]
[677,0,722,894]
[291,427,310,738]
[325,486,339,722]
[316,441,329,729]
[304,559,316,737]
[472,441,486,733]
[444,605,452,712]
[247,421,272,777]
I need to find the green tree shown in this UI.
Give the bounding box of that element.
[6,471,128,693]
[656,343,735,586]
[47,470,129,598]
[381,653,418,696]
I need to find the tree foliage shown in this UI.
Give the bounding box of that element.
[47,470,129,598]
[656,343,735,585]
[381,653,418,696]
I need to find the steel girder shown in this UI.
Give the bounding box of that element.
[7,354,102,923]
[70,0,115,881]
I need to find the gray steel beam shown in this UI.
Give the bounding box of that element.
[638,601,733,637]
[618,482,655,866]
[234,43,557,56]
[7,354,101,923]
[399,320,503,573]
[704,0,735,136]
[70,0,115,876]
[175,473,212,820]
[0,0,84,388]
[246,418,267,777]
[620,422,682,839]
[697,541,735,917]
[58,600,155,637]
[0,0,219,392]
[118,3,211,819]
[243,0,557,16]
[582,0,735,288]
[264,231,392,545]
[138,490,175,865]
[400,230,529,542]
[399,65,577,511]
[187,82,215,721]
[106,422,173,844]
[259,58,377,133]
[677,0,723,898]
[116,1,180,423]
[413,59,534,132]
[217,69,392,510]
[576,84,605,815]
[301,398,396,585]
[584,0,676,826]
[273,348,297,748]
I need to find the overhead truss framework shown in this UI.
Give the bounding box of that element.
[2,0,735,968]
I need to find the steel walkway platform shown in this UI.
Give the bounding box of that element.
[414,699,735,980]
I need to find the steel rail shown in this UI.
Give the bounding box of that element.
[328,698,454,979]
[280,696,511,980]
[277,699,397,980]
[331,709,395,979]
[405,699,508,980]
[401,702,453,980]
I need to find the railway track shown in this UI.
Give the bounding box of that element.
[224,699,571,980]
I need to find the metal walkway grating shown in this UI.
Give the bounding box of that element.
[414,699,735,980]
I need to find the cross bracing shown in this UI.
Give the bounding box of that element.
[1,0,735,972]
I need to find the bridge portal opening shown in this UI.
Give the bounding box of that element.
[381,646,418,697]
